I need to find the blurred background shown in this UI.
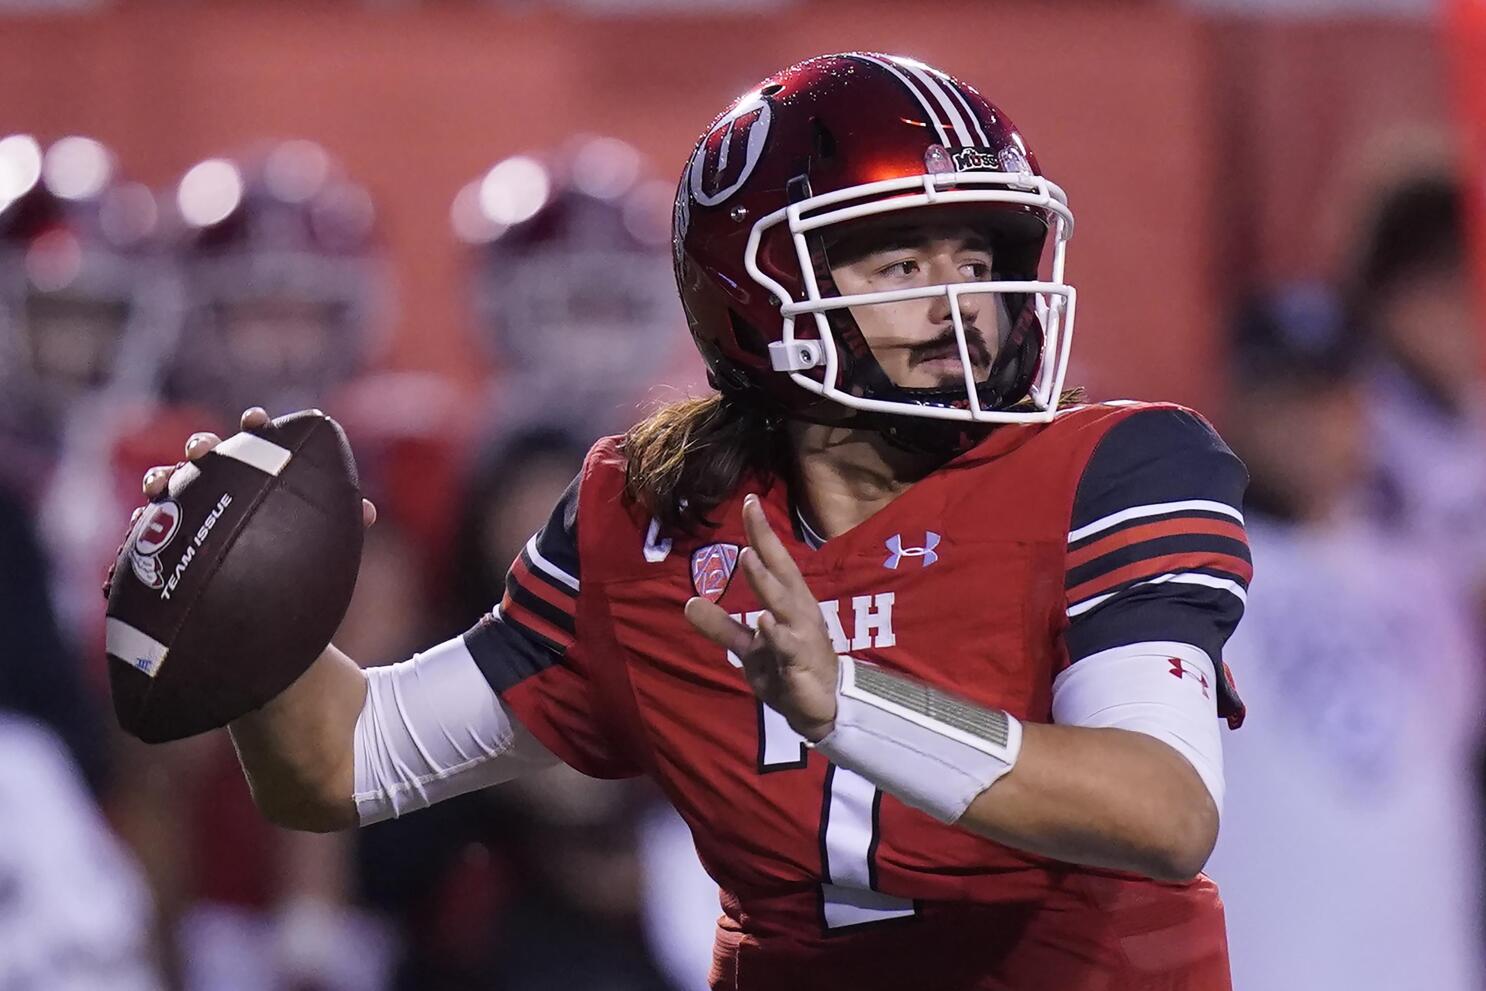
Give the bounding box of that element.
[0,0,1482,989]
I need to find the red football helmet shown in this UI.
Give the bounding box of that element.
[452,136,680,400]
[0,134,169,420]
[163,140,386,422]
[674,53,1076,431]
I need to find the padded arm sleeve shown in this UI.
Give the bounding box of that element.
[1051,640,1225,813]
[352,636,560,826]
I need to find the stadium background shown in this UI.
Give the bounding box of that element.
[0,1,1480,989]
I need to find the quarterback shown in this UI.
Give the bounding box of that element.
[142,54,1250,989]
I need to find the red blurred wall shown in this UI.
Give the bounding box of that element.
[0,2,1449,417]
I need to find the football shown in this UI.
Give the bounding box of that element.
[106,410,364,743]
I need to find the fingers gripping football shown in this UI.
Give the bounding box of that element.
[685,495,839,741]
[108,408,376,603]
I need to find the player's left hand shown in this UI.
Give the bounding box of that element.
[685,494,839,742]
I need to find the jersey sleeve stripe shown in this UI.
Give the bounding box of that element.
[1065,552,1252,604]
[1067,571,1249,618]
[525,533,579,593]
[517,546,579,600]
[1066,517,1248,569]
[504,571,577,637]
[1066,533,1251,590]
[1067,499,1243,545]
[510,555,578,617]
[497,593,576,653]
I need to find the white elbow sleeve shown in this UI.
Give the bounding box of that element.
[1052,642,1226,814]
[352,636,559,826]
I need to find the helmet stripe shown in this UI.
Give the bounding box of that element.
[932,70,991,146]
[853,54,954,148]
[887,56,977,148]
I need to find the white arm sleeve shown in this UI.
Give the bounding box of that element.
[352,635,561,826]
[1051,641,1226,814]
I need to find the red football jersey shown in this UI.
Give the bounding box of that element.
[464,401,1250,990]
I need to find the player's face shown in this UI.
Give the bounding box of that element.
[21,294,129,399]
[1233,377,1364,519]
[827,218,1000,390]
[219,296,336,378]
[1377,265,1478,406]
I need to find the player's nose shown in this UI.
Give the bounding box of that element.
[926,266,984,327]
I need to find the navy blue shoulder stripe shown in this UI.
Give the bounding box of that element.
[1071,407,1247,535]
[464,612,563,693]
[522,472,581,595]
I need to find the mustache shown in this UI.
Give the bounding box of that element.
[907,325,992,370]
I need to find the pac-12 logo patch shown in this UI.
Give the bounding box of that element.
[691,543,741,602]
[129,500,183,589]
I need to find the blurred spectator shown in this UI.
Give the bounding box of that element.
[161,140,388,426]
[1205,284,1484,989]
[0,483,161,990]
[453,136,701,438]
[1345,173,1486,586]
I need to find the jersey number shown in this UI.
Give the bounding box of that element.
[758,702,917,930]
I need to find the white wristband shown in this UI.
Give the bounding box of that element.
[811,656,1022,823]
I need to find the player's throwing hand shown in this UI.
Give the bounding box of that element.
[684,494,839,742]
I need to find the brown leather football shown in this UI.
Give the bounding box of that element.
[106,410,363,743]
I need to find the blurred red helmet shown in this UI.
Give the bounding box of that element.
[0,134,169,418]
[674,53,1077,433]
[452,136,680,397]
[164,140,386,420]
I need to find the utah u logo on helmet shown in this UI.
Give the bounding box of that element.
[688,97,772,207]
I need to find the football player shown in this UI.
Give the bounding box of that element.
[0,133,170,497]
[161,140,386,426]
[453,135,701,437]
[141,53,1250,989]
[0,135,187,674]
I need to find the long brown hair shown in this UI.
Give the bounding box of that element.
[622,387,1085,536]
[622,394,781,535]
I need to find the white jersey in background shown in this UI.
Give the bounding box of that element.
[1205,515,1484,990]
[1369,365,1486,587]
[0,715,163,991]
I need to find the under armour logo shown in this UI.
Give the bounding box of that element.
[884,532,940,569]
[1168,658,1210,699]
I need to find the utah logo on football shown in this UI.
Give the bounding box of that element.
[129,500,183,589]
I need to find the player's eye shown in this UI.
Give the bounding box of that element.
[876,258,920,279]
[958,254,993,279]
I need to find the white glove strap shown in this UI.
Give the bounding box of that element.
[811,656,1022,823]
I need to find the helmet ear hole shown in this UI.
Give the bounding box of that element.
[728,308,768,359]
[811,119,838,163]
